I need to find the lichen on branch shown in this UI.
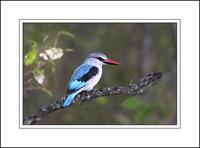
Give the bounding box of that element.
[23,71,162,125]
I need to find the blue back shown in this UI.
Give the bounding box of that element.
[67,64,92,91]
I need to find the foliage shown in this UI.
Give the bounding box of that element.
[95,97,109,105]
[24,40,38,65]
[121,97,142,110]
[33,67,45,84]
[23,30,75,100]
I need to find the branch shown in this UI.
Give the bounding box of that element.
[23,71,163,125]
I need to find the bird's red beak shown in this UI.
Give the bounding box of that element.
[104,58,120,65]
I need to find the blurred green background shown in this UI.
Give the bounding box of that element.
[23,23,177,125]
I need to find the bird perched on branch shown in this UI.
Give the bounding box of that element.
[63,52,120,107]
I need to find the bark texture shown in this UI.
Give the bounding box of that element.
[23,71,162,125]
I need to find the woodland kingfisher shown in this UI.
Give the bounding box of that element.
[63,52,120,108]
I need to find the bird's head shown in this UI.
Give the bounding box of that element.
[85,52,120,66]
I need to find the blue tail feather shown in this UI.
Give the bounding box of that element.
[63,91,80,108]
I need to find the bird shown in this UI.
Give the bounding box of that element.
[63,52,120,108]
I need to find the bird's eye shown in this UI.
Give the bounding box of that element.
[96,57,104,62]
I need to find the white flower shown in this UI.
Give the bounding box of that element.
[45,48,63,60]
[39,48,64,61]
[39,53,48,61]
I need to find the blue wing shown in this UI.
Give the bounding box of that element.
[67,64,93,92]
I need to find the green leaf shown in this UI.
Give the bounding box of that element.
[121,97,143,110]
[42,87,53,97]
[33,68,45,85]
[24,40,38,65]
[96,97,109,105]
[134,107,153,123]
[157,103,169,117]
[60,31,75,38]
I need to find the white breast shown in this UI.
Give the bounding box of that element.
[82,66,102,91]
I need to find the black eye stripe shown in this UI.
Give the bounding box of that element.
[96,57,104,62]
